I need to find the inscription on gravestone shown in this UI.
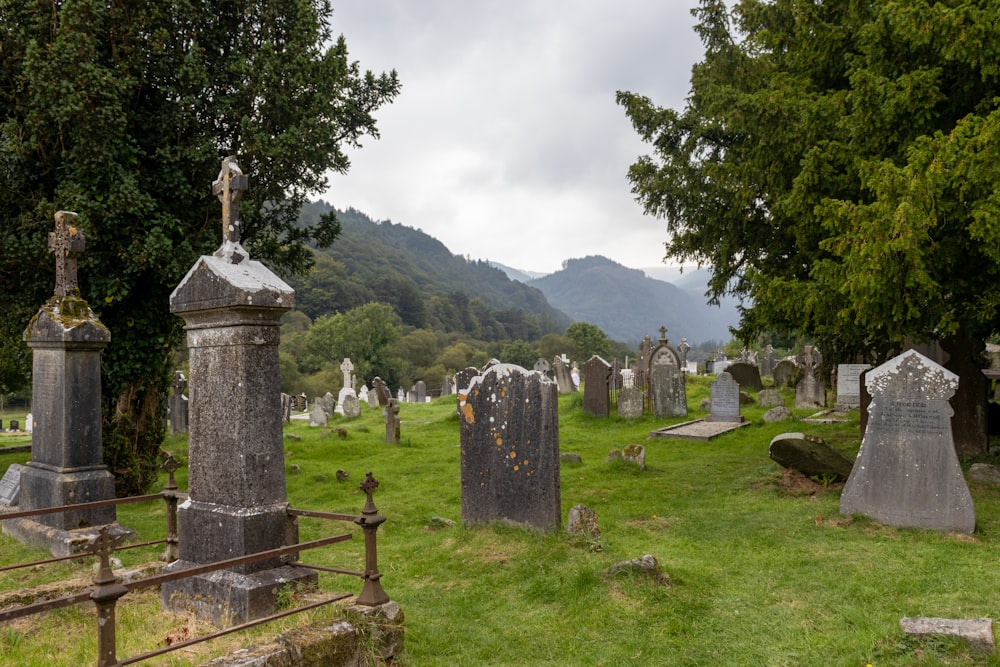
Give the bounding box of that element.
[707,372,742,422]
[835,363,871,410]
[0,464,24,505]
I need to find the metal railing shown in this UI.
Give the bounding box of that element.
[0,458,389,666]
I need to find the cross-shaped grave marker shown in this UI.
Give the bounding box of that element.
[48,211,86,297]
[212,156,249,244]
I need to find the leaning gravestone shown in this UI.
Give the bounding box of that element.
[726,362,763,392]
[835,363,872,410]
[371,377,390,407]
[617,386,644,419]
[769,433,853,481]
[552,356,576,395]
[840,349,975,533]
[795,346,826,408]
[459,364,561,531]
[385,398,400,444]
[706,372,743,422]
[3,211,132,557]
[162,157,315,624]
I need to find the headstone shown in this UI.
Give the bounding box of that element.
[358,385,369,405]
[677,338,691,368]
[0,464,24,506]
[292,394,307,412]
[617,386,644,419]
[341,393,361,419]
[397,388,405,402]
[24,413,33,433]
[161,157,314,624]
[566,504,601,540]
[757,389,784,408]
[768,433,853,481]
[533,358,551,377]
[371,377,390,407]
[367,384,380,408]
[706,372,743,422]
[9,419,18,431]
[3,211,132,557]
[835,363,872,410]
[340,358,354,389]
[795,346,826,408]
[581,355,611,417]
[458,364,561,531]
[309,401,329,427]
[335,387,355,415]
[414,380,426,403]
[170,371,189,434]
[570,366,580,390]
[725,362,762,392]
[772,359,798,388]
[440,376,452,397]
[650,364,687,418]
[840,349,975,533]
[760,345,776,377]
[280,393,292,423]
[385,398,400,444]
[455,367,479,396]
[622,444,646,470]
[763,406,794,423]
[552,356,576,395]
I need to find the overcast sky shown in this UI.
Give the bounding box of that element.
[323,2,706,275]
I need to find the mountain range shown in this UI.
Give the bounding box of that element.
[297,202,740,345]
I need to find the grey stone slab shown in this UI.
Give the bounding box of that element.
[840,349,975,533]
[581,355,611,417]
[768,433,853,480]
[900,617,994,655]
[649,418,751,441]
[0,464,24,505]
[617,386,644,419]
[459,364,561,531]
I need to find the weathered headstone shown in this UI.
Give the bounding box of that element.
[581,355,611,417]
[292,394,307,412]
[414,380,427,403]
[0,464,24,506]
[533,357,551,377]
[358,385,369,405]
[835,363,872,410]
[440,376,452,397]
[622,444,646,470]
[9,419,18,431]
[726,362,762,392]
[677,338,691,368]
[768,433,853,481]
[617,386,644,419]
[24,413,33,433]
[760,344,776,377]
[772,359,798,388]
[385,398,400,444]
[397,388,405,402]
[280,393,292,423]
[336,360,357,414]
[757,389,784,408]
[706,372,743,422]
[161,158,314,624]
[552,356,576,395]
[341,393,361,419]
[310,401,329,427]
[840,349,975,533]
[650,364,687,418]
[4,211,132,557]
[795,346,826,408]
[459,364,561,531]
[371,377,390,407]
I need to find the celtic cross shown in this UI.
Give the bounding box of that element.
[48,211,86,297]
[212,156,248,244]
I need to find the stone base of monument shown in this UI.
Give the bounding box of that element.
[2,518,134,558]
[161,562,318,626]
[648,418,751,441]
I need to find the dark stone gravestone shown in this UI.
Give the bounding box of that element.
[414,380,427,403]
[161,158,315,624]
[726,362,763,392]
[835,363,871,410]
[292,394,307,412]
[552,356,576,395]
[371,377,390,407]
[706,372,743,422]
[441,375,453,396]
[8,419,18,431]
[4,211,132,557]
[617,386,644,419]
[840,349,975,533]
[795,346,826,408]
[459,364,560,531]
[581,355,611,417]
[170,371,189,434]
[385,399,400,444]
[772,359,798,388]
[0,464,24,506]
[768,433,853,481]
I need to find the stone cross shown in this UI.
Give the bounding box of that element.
[212,156,249,244]
[341,358,354,389]
[678,338,691,366]
[659,326,668,344]
[48,211,86,297]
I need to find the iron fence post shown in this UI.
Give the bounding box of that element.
[161,455,181,562]
[89,527,128,667]
[354,472,389,606]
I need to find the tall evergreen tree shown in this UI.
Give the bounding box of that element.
[0,0,399,493]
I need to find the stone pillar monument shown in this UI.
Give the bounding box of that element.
[161,157,315,624]
[3,211,132,556]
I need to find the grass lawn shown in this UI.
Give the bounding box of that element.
[3,376,1000,666]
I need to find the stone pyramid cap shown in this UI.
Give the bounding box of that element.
[170,243,294,314]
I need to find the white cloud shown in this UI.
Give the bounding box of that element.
[324,1,704,274]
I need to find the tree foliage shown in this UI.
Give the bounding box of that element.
[301,302,403,387]
[0,0,399,493]
[564,322,612,362]
[618,0,1000,362]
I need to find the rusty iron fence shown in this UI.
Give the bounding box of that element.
[0,458,388,667]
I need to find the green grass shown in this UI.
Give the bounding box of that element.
[4,378,1000,665]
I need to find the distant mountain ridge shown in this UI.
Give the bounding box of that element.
[527,256,739,345]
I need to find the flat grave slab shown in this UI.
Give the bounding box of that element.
[801,410,849,424]
[649,418,751,441]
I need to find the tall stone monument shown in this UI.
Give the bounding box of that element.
[840,349,975,533]
[647,327,687,418]
[335,357,357,415]
[459,364,561,531]
[161,157,314,623]
[4,212,132,556]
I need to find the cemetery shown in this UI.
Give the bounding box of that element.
[5,357,1000,664]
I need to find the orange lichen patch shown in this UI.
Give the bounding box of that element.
[522,460,529,466]
[508,451,516,459]
[495,436,503,446]
[513,465,519,471]
[461,403,475,423]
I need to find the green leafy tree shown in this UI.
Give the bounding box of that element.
[301,302,403,386]
[0,0,399,493]
[618,0,1000,360]
[564,322,612,362]
[499,339,539,369]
